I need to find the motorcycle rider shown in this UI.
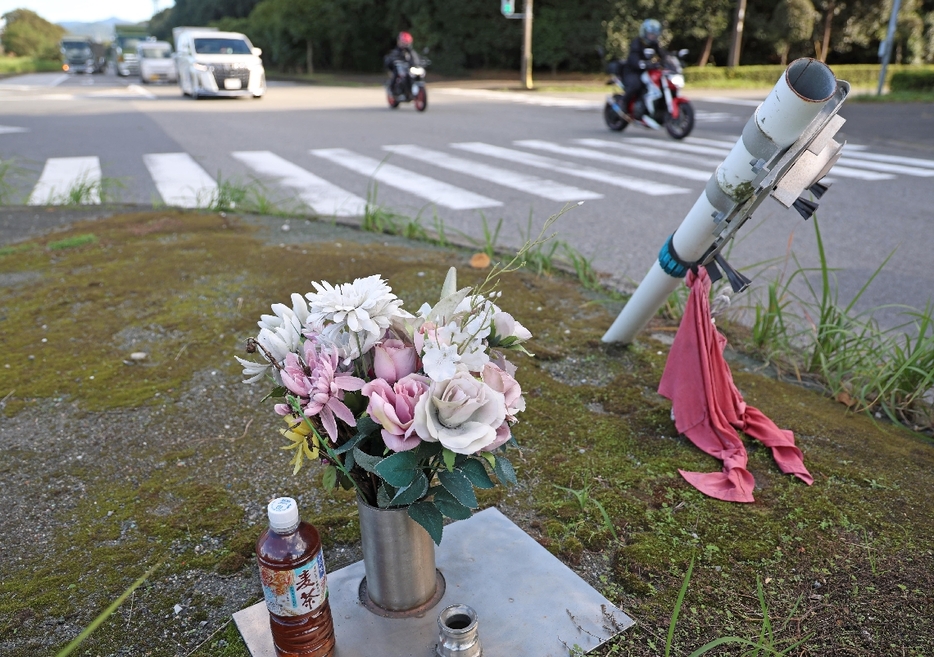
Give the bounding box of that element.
[385,31,420,97]
[619,19,670,119]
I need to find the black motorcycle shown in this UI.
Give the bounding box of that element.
[386,52,430,112]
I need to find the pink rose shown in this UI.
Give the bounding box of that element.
[482,363,525,422]
[412,370,506,454]
[362,373,430,452]
[373,339,417,385]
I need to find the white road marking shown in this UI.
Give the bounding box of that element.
[695,111,741,122]
[127,84,157,99]
[435,88,602,110]
[28,156,101,205]
[382,144,602,202]
[842,149,934,170]
[624,136,895,180]
[310,148,501,210]
[515,139,712,182]
[450,142,690,196]
[574,138,722,168]
[143,153,218,208]
[836,157,934,177]
[0,125,29,134]
[232,151,367,216]
[696,97,763,107]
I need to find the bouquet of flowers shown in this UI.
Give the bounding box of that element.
[237,267,531,544]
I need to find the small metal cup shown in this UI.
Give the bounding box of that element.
[436,604,482,657]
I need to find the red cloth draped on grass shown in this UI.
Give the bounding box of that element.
[657,268,813,503]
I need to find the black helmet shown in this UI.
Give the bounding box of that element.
[640,19,661,44]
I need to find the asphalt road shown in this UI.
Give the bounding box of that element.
[2,71,932,329]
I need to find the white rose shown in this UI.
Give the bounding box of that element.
[412,370,507,454]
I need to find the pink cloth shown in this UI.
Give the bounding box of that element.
[657,268,813,502]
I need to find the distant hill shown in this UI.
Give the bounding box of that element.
[57,17,146,42]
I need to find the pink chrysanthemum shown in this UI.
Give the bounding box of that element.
[276,338,365,442]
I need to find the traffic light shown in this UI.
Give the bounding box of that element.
[501,0,515,16]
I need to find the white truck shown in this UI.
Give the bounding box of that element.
[173,27,266,99]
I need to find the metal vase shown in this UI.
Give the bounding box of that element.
[437,604,482,657]
[356,496,444,616]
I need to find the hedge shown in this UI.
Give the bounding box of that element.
[0,57,63,74]
[684,64,934,89]
[890,69,934,92]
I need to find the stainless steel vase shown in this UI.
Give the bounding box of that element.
[356,496,444,616]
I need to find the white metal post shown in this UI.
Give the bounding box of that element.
[602,59,842,345]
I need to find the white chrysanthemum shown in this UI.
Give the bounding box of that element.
[235,356,272,384]
[258,293,310,334]
[305,275,404,355]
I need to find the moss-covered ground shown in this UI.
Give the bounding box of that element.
[0,210,931,656]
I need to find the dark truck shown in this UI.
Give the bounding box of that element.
[60,36,106,74]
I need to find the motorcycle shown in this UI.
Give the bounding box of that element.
[604,48,695,140]
[386,51,431,112]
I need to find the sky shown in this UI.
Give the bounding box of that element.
[0,0,174,24]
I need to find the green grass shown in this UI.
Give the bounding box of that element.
[849,90,934,102]
[0,57,62,75]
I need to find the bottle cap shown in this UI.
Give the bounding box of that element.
[267,497,300,534]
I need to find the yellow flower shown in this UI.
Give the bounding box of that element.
[280,416,321,474]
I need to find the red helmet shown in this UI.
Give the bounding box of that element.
[398,32,413,48]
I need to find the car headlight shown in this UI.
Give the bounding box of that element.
[669,74,685,89]
[192,63,212,72]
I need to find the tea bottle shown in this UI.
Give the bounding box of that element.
[256,497,336,657]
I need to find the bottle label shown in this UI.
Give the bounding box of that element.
[260,549,328,617]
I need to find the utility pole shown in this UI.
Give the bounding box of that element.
[876,0,903,96]
[727,0,747,68]
[521,0,534,89]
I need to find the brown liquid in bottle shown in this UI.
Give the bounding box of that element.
[256,505,336,657]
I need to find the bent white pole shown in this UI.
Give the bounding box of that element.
[602,59,839,345]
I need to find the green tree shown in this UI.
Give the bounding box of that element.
[769,0,819,64]
[0,8,66,59]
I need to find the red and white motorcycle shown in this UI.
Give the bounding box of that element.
[604,48,695,140]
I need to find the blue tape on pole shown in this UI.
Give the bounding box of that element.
[657,234,690,278]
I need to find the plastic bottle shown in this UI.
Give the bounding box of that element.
[256,497,336,657]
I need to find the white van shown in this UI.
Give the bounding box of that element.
[137,40,177,84]
[173,27,266,99]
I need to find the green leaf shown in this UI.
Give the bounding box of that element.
[412,441,443,461]
[336,416,380,455]
[390,472,429,506]
[353,446,382,474]
[442,448,456,472]
[408,501,444,545]
[374,451,420,488]
[480,452,496,468]
[377,483,394,508]
[433,488,473,520]
[458,458,495,489]
[437,469,478,509]
[322,465,338,491]
[493,455,517,486]
[260,385,288,403]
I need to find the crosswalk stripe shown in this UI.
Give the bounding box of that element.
[622,136,894,180]
[836,156,934,177]
[310,148,501,210]
[450,142,689,196]
[842,150,934,170]
[574,138,722,168]
[516,139,711,182]
[232,151,367,217]
[143,153,218,208]
[382,144,603,202]
[27,156,101,205]
[624,136,731,158]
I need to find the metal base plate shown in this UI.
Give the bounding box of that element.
[233,508,633,656]
[359,570,447,619]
